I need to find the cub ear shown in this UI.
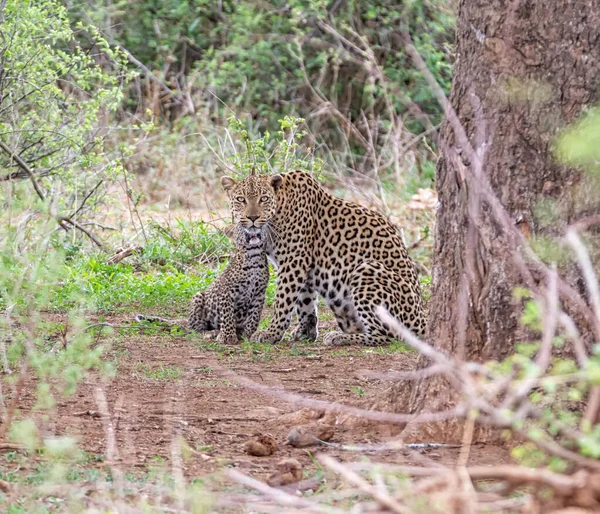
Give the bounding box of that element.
[193,290,205,305]
[221,176,236,191]
[270,174,283,191]
[222,224,236,241]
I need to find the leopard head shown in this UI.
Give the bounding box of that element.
[220,171,282,244]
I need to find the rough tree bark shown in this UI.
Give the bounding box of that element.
[398,0,600,443]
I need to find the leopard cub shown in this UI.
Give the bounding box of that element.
[136,224,269,344]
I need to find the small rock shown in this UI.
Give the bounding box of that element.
[267,458,303,487]
[244,434,278,456]
[286,422,335,448]
[275,408,324,427]
[0,480,12,493]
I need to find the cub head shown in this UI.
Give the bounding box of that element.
[220,171,282,244]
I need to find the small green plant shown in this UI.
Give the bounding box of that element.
[240,340,274,362]
[143,219,231,271]
[288,342,318,357]
[226,115,323,178]
[419,275,433,302]
[135,363,184,381]
[366,339,414,355]
[349,386,366,397]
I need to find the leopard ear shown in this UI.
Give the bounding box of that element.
[270,174,283,191]
[221,176,236,191]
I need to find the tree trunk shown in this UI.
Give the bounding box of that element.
[398,0,600,443]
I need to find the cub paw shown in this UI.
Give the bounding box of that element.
[250,330,283,344]
[323,331,351,347]
[217,332,239,345]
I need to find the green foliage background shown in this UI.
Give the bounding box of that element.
[65,0,454,142]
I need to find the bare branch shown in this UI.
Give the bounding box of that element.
[318,454,411,514]
[58,216,107,251]
[0,139,45,201]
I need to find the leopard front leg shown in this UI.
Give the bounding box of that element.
[251,261,310,344]
[290,271,318,342]
[217,292,239,345]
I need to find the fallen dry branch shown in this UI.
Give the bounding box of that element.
[228,468,340,513]
[107,246,144,265]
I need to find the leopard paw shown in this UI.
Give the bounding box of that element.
[323,331,353,347]
[290,321,318,342]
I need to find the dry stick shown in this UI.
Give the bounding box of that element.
[468,466,590,497]
[107,246,143,265]
[559,312,589,367]
[457,465,477,514]
[228,469,337,513]
[57,215,106,250]
[318,454,411,514]
[115,43,181,105]
[69,179,104,219]
[317,439,459,453]
[566,229,600,333]
[565,229,600,427]
[0,361,27,441]
[457,412,476,468]
[350,462,589,498]
[120,159,148,245]
[170,433,186,511]
[214,362,465,425]
[502,267,559,410]
[94,387,124,499]
[0,140,45,201]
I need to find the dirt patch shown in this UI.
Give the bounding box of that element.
[8,314,512,484]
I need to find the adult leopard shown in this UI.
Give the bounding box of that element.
[221,170,427,346]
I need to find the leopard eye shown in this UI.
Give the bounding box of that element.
[259,195,270,203]
[235,196,246,203]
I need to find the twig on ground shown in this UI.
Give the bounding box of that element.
[94,387,124,498]
[318,454,410,514]
[228,469,336,513]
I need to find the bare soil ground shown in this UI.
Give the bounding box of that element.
[9,312,511,489]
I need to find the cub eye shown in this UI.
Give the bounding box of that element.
[235,196,246,203]
[259,195,270,203]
